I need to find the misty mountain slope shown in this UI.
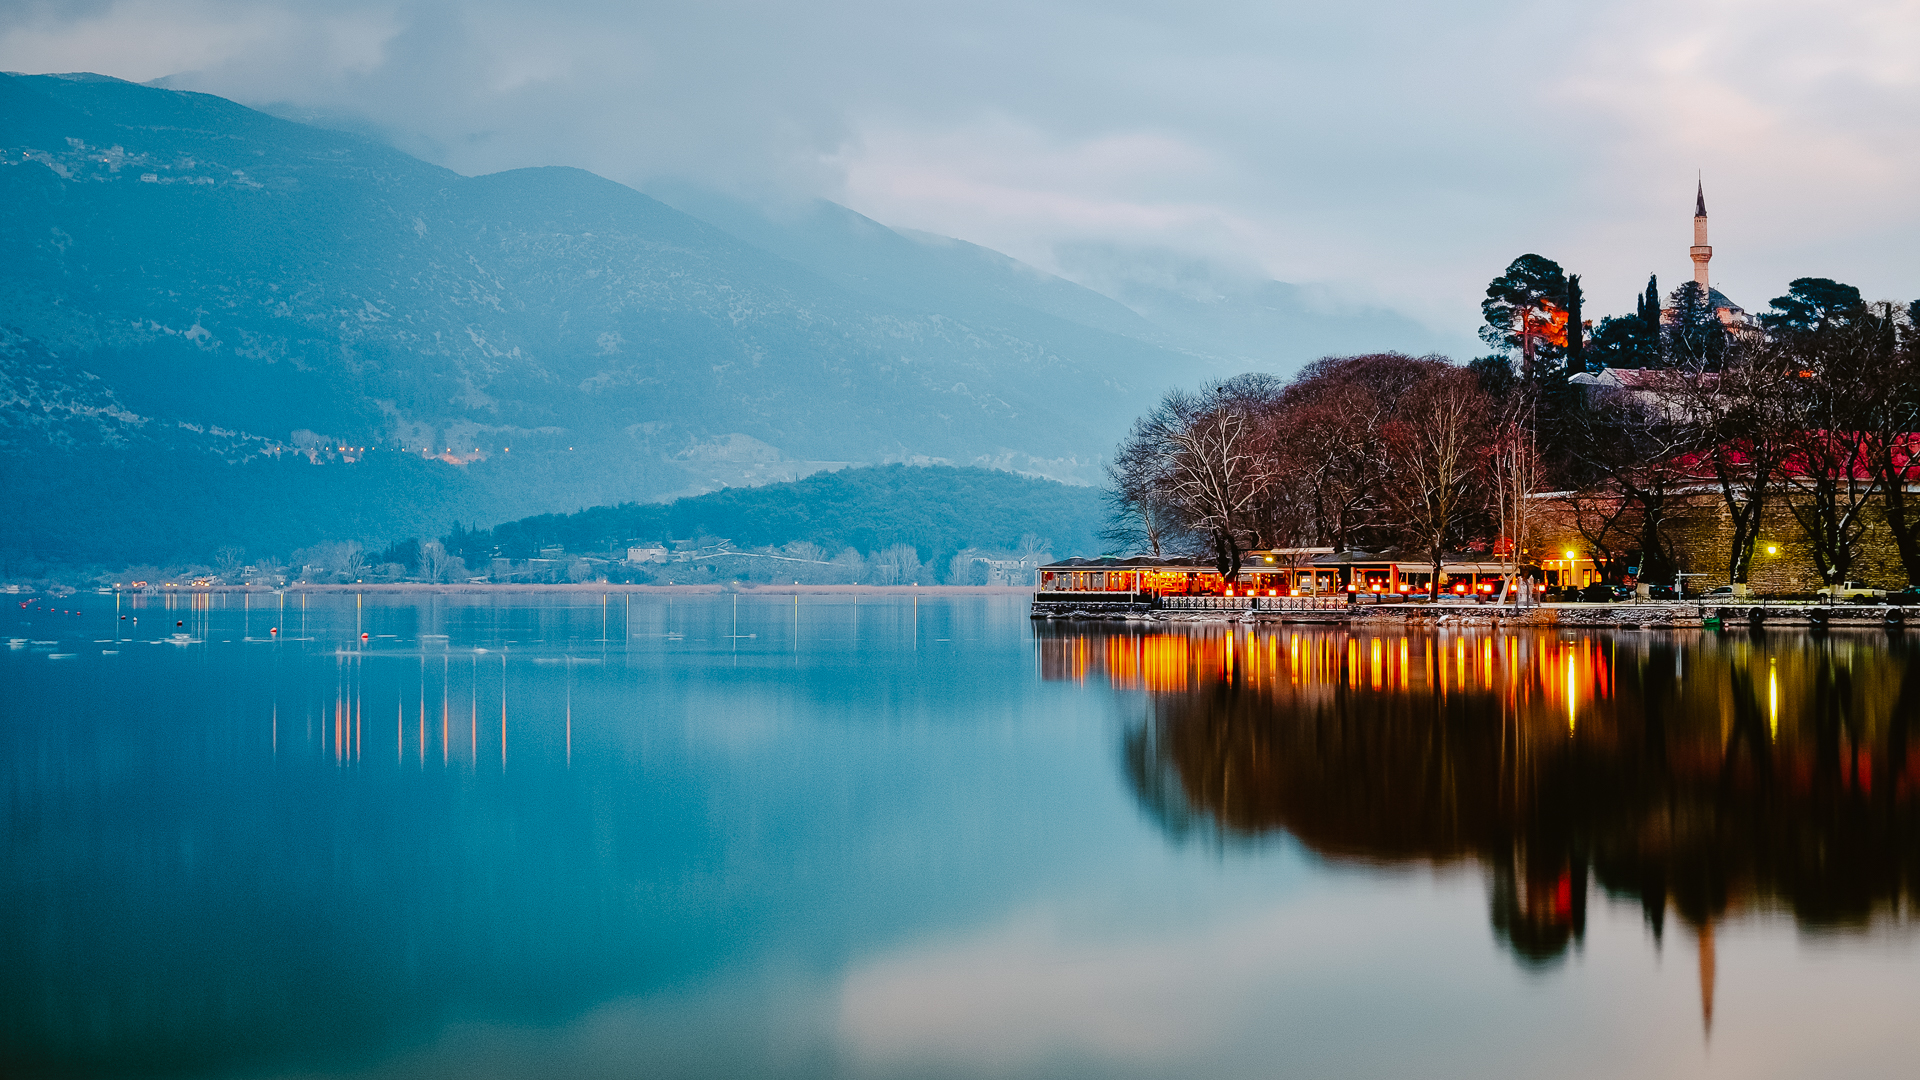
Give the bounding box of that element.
[651,184,1464,373]
[1057,248,1460,368]
[0,72,1211,565]
[645,185,1165,339]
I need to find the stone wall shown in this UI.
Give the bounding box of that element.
[1533,488,1916,594]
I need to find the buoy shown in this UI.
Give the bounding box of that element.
[270,627,278,635]
[361,632,369,640]
[177,620,184,627]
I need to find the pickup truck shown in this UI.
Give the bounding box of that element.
[1816,581,1887,602]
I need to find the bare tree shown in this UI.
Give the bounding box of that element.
[339,541,366,580]
[1014,534,1053,568]
[1276,354,1441,554]
[1487,407,1543,598]
[1566,377,1696,589]
[1863,303,1920,585]
[872,544,923,585]
[1776,305,1896,585]
[420,540,464,584]
[1102,434,1181,558]
[1111,381,1275,580]
[1385,368,1490,597]
[829,547,866,584]
[214,546,246,582]
[1666,339,1796,588]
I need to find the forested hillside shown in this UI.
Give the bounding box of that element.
[447,464,1104,570]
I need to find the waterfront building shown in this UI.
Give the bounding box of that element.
[1035,550,1529,602]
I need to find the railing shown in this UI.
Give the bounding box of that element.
[1038,593,1374,613]
[1259,595,1348,611]
[1161,596,1253,611]
[1159,595,1350,612]
[1032,592,1153,606]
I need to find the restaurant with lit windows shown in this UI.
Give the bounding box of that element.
[1034,549,1532,602]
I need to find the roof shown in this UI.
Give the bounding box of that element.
[1037,556,1209,570]
[1039,552,1536,576]
[1704,286,1743,314]
[1696,180,1707,218]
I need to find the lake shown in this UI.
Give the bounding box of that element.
[5,591,1919,1078]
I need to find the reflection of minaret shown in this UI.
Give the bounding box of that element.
[1697,918,1716,1037]
[1691,180,1712,287]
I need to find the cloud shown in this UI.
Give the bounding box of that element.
[3,0,1918,340]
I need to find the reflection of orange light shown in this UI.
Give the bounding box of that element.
[1566,647,1578,734]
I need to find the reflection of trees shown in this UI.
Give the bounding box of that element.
[1108,627,1920,974]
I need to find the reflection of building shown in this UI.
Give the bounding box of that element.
[1041,621,1920,1031]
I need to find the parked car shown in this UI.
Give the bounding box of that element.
[1816,581,1887,603]
[1645,584,1677,600]
[1577,583,1614,603]
[1889,589,1920,606]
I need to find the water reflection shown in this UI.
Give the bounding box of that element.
[1042,624,1920,1022]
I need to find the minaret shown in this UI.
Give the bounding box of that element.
[1690,180,1712,288]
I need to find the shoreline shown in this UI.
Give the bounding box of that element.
[99,583,1038,597]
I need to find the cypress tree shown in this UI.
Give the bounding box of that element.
[1565,274,1585,374]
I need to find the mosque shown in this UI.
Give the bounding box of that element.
[1676,180,1750,328]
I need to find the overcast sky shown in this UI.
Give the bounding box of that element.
[5,0,1918,343]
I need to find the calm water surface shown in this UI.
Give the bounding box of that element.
[5,592,1919,1078]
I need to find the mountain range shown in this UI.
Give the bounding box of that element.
[0,71,1452,570]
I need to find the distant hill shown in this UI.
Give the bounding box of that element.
[0,73,1196,569]
[450,464,1105,571]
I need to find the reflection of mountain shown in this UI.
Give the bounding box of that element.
[1043,626,1920,1000]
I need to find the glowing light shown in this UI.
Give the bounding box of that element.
[1766,545,1778,555]
[1769,659,1778,739]
[1567,653,1577,734]
[1564,550,1576,561]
